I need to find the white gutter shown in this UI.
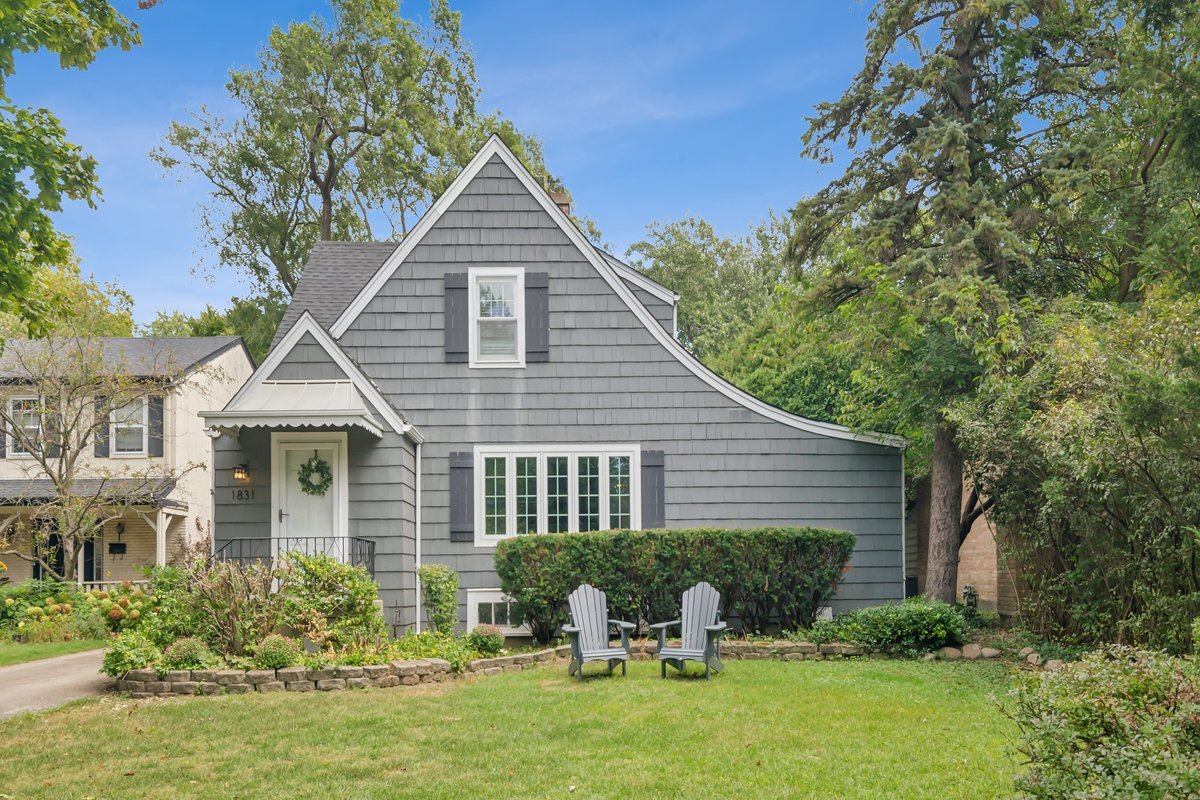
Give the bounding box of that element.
[413,440,422,634]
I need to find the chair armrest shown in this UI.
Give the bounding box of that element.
[649,620,681,631]
[610,619,636,630]
[705,622,727,633]
[562,625,580,635]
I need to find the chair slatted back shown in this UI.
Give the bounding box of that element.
[681,582,720,652]
[568,584,609,653]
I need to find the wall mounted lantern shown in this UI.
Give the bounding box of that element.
[232,464,250,483]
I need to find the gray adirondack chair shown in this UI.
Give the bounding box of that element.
[651,581,727,679]
[563,584,635,680]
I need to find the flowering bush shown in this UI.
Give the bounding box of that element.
[467,624,505,656]
[254,634,302,669]
[161,637,217,671]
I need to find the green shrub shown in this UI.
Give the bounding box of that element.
[392,631,473,673]
[0,580,84,629]
[495,527,855,642]
[417,564,459,634]
[284,552,384,649]
[801,598,967,654]
[161,637,216,671]
[1007,646,1200,799]
[467,624,504,656]
[253,634,301,669]
[101,632,162,677]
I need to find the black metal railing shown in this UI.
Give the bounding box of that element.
[215,537,376,577]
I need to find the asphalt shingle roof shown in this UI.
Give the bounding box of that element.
[272,240,399,347]
[0,336,244,381]
[0,477,179,506]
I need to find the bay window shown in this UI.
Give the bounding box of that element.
[474,445,641,546]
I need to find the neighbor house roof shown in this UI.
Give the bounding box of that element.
[0,336,247,381]
[0,477,181,507]
[271,241,399,348]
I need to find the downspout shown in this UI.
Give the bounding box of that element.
[414,440,422,634]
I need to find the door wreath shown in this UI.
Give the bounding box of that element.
[298,452,333,496]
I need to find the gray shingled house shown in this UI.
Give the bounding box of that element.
[202,135,906,635]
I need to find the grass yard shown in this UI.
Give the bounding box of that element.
[0,638,108,667]
[0,659,1019,799]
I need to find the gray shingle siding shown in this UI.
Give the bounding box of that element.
[625,283,674,333]
[212,151,904,630]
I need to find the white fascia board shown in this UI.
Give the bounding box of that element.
[208,311,423,444]
[600,250,680,305]
[330,135,903,450]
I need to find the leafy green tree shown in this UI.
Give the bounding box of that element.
[143,293,286,362]
[0,263,133,338]
[154,0,548,298]
[625,215,789,364]
[788,1,1200,601]
[0,1,142,334]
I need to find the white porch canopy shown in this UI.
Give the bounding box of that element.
[202,380,384,437]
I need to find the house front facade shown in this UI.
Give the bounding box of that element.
[0,337,253,589]
[203,136,906,634]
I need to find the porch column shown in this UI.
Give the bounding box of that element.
[155,508,166,567]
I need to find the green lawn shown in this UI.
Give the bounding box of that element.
[0,638,108,667]
[0,660,1019,799]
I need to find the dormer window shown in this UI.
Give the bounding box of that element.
[470,267,524,367]
[112,398,148,455]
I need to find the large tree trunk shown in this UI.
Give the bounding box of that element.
[925,417,964,603]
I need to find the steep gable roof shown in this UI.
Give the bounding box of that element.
[304,135,902,449]
[209,311,421,443]
[272,240,399,348]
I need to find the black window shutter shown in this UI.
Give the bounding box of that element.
[148,395,164,457]
[94,397,109,457]
[444,273,469,363]
[449,451,474,542]
[641,450,666,529]
[0,417,6,458]
[525,272,550,363]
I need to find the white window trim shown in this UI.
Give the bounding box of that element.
[466,588,532,637]
[109,397,149,458]
[6,396,39,458]
[473,444,641,548]
[468,266,525,368]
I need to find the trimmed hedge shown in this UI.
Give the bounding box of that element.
[494,527,855,643]
[804,597,966,654]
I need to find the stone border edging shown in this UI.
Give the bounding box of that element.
[116,639,1064,699]
[116,644,574,698]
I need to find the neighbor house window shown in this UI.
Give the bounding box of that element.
[474,446,640,546]
[469,268,524,367]
[466,589,530,637]
[7,397,40,456]
[111,398,148,455]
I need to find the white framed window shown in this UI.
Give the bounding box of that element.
[111,398,148,456]
[469,267,524,368]
[474,444,641,547]
[7,396,40,457]
[466,588,531,637]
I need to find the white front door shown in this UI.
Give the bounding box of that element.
[272,434,347,561]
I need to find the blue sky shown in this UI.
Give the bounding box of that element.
[11,1,871,324]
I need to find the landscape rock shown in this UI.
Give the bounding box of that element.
[256,681,285,693]
[1026,652,1043,667]
[215,669,246,685]
[938,647,962,661]
[1043,659,1064,671]
[245,670,275,685]
[921,652,937,662]
[1018,647,1035,658]
[316,679,346,691]
[224,683,253,694]
[334,666,364,679]
[980,647,1002,659]
[363,665,390,679]
[961,644,982,660]
[285,681,316,692]
[276,667,306,682]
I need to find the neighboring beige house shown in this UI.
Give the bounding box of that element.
[0,338,253,589]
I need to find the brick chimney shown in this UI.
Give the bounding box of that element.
[548,190,571,216]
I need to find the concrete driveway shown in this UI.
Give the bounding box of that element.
[0,648,112,719]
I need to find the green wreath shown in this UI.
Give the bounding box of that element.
[298,454,333,496]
